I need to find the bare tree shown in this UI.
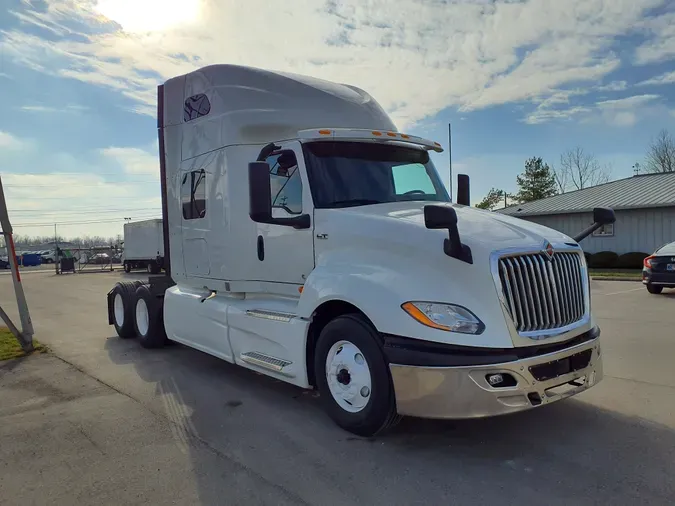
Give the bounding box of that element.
[559,147,612,191]
[551,163,569,194]
[644,129,675,173]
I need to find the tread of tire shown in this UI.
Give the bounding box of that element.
[344,314,402,435]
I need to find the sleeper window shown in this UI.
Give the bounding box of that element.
[183,94,211,122]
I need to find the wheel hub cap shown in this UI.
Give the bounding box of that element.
[325,341,372,413]
[136,299,149,337]
[114,293,125,326]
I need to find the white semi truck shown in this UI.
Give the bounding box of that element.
[107,64,615,436]
[121,218,164,274]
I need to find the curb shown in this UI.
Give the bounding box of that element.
[591,277,642,282]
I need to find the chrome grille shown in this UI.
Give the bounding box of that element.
[497,251,586,333]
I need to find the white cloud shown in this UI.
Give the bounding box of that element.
[1,139,161,238]
[524,81,634,124]
[525,105,591,124]
[527,93,663,126]
[595,94,660,109]
[596,80,628,91]
[3,170,161,239]
[2,0,671,129]
[595,94,661,126]
[21,104,89,113]
[636,70,675,86]
[100,145,159,179]
[634,11,675,64]
[0,131,28,150]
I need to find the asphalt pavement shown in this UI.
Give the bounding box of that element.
[0,270,674,505]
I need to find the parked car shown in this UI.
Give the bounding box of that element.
[0,257,10,269]
[40,250,57,264]
[90,253,111,265]
[643,240,675,294]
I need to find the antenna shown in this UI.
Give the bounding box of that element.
[448,123,452,201]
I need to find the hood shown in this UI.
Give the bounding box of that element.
[335,201,574,252]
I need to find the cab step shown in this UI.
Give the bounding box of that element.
[241,351,292,373]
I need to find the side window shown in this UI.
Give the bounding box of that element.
[266,151,302,215]
[183,94,211,122]
[181,169,206,220]
[392,163,436,196]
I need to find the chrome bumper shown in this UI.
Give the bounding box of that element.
[389,337,602,419]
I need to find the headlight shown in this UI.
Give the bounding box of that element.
[401,302,485,334]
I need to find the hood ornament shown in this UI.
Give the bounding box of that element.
[542,241,554,260]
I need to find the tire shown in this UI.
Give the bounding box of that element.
[111,280,145,338]
[124,262,131,273]
[646,284,663,294]
[314,313,401,437]
[149,262,161,275]
[133,285,168,349]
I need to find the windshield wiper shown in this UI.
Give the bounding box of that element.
[329,199,384,208]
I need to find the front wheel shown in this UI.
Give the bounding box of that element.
[314,314,400,437]
[646,283,663,294]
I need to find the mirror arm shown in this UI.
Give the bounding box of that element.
[443,231,473,264]
[573,223,602,243]
[573,207,616,243]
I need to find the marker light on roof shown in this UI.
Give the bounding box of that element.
[297,128,443,153]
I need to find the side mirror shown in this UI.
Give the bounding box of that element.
[424,204,457,229]
[248,162,311,229]
[424,205,472,264]
[573,206,616,243]
[456,174,470,206]
[248,162,273,223]
[593,207,615,226]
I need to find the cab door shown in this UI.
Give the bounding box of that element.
[254,140,315,285]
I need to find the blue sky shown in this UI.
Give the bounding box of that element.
[1,0,674,239]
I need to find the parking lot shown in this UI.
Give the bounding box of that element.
[1,270,674,505]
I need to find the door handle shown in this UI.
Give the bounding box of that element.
[257,235,264,261]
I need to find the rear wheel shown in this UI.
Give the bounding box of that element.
[646,283,663,294]
[124,262,131,273]
[111,281,145,338]
[314,314,400,437]
[133,285,167,348]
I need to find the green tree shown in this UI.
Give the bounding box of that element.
[516,157,557,202]
[475,188,514,210]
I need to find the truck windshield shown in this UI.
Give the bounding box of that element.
[303,141,450,208]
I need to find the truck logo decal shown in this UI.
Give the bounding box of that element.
[542,241,554,260]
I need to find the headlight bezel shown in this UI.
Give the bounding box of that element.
[401,301,485,335]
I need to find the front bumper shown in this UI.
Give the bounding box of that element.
[388,333,602,419]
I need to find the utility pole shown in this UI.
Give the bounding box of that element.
[0,175,34,351]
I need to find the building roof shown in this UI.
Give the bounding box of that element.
[163,64,400,161]
[496,172,675,217]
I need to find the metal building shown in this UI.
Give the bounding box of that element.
[496,172,675,255]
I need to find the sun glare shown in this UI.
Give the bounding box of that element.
[95,0,201,33]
